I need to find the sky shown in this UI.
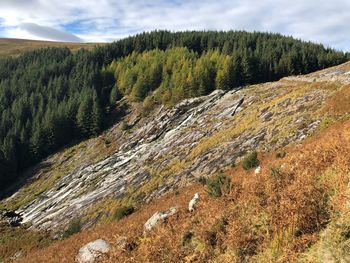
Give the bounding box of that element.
[0,0,349,51]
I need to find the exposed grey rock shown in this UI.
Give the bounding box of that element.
[76,239,110,263]
[5,79,328,231]
[260,111,273,122]
[144,207,177,232]
[0,210,22,227]
[10,251,24,261]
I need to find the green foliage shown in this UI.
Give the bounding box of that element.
[242,151,260,170]
[206,174,231,197]
[62,218,82,238]
[142,96,156,116]
[121,121,131,131]
[112,205,135,221]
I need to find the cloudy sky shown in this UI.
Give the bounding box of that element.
[0,0,349,51]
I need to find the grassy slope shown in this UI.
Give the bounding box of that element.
[5,62,349,263]
[0,38,105,57]
[14,118,350,263]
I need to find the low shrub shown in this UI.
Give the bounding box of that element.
[206,174,231,197]
[121,121,131,131]
[112,205,135,221]
[62,218,82,238]
[242,151,260,170]
[275,151,286,159]
[205,216,229,247]
[198,176,208,185]
[182,231,194,246]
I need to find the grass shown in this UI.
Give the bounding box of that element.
[0,38,104,57]
[0,226,52,261]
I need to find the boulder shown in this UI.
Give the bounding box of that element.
[10,251,24,261]
[76,239,110,263]
[144,207,177,232]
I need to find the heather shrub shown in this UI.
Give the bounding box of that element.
[182,231,194,246]
[242,151,260,170]
[62,218,82,238]
[275,151,286,158]
[206,174,231,197]
[112,205,135,221]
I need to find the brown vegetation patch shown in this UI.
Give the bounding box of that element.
[15,119,350,262]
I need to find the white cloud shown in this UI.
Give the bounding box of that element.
[0,0,349,51]
[18,23,82,42]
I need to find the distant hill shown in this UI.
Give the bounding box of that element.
[0,38,105,57]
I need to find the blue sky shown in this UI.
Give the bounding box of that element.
[0,0,349,51]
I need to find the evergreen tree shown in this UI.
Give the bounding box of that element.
[91,92,103,136]
[76,94,93,137]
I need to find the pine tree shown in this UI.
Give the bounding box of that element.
[76,93,92,137]
[30,123,45,160]
[91,92,103,136]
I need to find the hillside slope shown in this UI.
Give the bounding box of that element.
[0,38,103,57]
[3,61,350,262]
[0,30,347,193]
[3,61,350,225]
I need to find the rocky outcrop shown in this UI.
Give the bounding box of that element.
[76,239,111,263]
[144,207,177,232]
[0,210,22,227]
[4,66,345,232]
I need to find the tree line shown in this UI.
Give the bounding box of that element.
[0,30,348,193]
